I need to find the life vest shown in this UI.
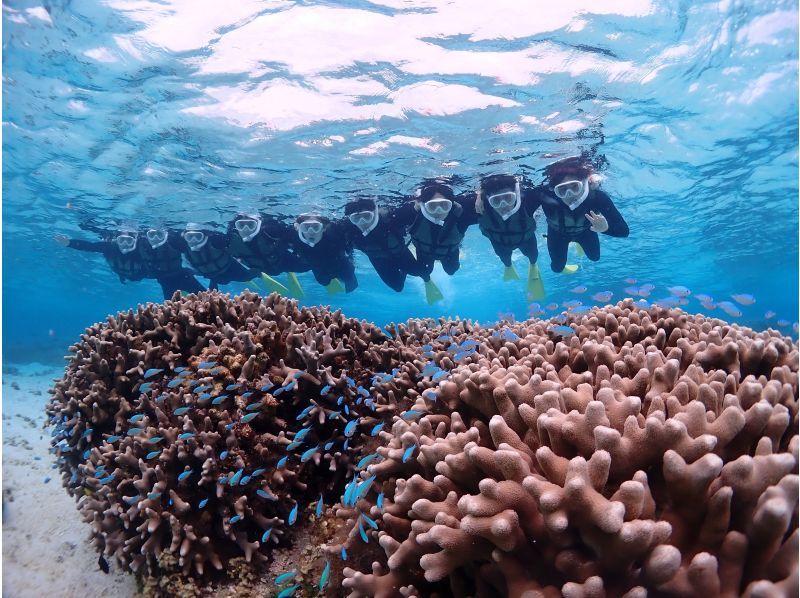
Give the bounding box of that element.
[184,236,234,279]
[409,204,465,259]
[229,231,283,272]
[140,242,183,277]
[477,205,536,248]
[106,250,146,282]
[354,222,408,261]
[543,191,592,236]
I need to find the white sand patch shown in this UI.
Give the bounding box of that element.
[2,364,138,598]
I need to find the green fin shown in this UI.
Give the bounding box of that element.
[503,265,520,281]
[527,263,545,300]
[425,280,444,305]
[562,264,580,274]
[285,272,304,299]
[325,278,345,295]
[571,242,585,258]
[259,273,290,295]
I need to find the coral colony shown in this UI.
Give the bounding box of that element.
[48,291,798,596]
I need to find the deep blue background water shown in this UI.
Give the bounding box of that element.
[3,0,798,365]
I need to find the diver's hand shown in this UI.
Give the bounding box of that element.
[585,210,608,233]
[474,185,484,215]
[54,233,70,247]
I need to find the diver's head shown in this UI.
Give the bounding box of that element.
[115,224,138,254]
[418,183,455,224]
[182,222,209,251]
[145,226,168,249]
[295,213,327,247]
[233,212,262,243]
[345,198,379,236]
[546,157,594,211]
[482,174,521,221]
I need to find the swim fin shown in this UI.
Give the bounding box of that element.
[425,280,444,304]
[259,273,290,295]
[527,263,545,300]
[285,272,304,298]
[503,265,520,281]
[562,264,579,274]
[571,242,585,257]
[325,278,345,295]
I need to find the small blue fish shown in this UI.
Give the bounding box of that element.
[220,450,229,459]
[218,476,228,485]
[296,405,314,420]
[435,334,450,342]
[344,419,358,437]
[189,379,201,388]
[667,285,691,297]
[277,455,288,468]
[240,475,251,485]
[358,519,369,543]
[460,339,479,349]
[432,370,448,382]
[199,498,208,508]
[146,436,163,444]
[354,475,376,503]
[128,414,145,423]
[226,384,241,391]
[324,441,334,450]
[155,394,167,403]
[357,453,379,469]
[257,489,277,500]
[423,390,438,401]
[230,515,242,524]
[261,527,273,542]
[422,344,433,351]
[252,468,266,477]
[288,503,298,525]
[178,432,195,440]
[284,381,296,391]
[548,325,576,338]
[402,444,416,463]
[402,410,423,421]
[174,366,186,373]
[209,367,225,375]
[502,330,521,341]
[277,585,300,598]
[276,570,297,584]
[147,492,161,500]
[139,382,155,393]
[315,494,324,517]
[591,291,613,303]
[143,368,163,379]
[212,395,228,405]
[377,491,384,509]
[361,513,379,529]
[82,449,91,459]
[229,468,243,486]
[168,378,184,388]
[344,405,350,415]
[327,410,341,421]
[80,428,94,439]
[178,470,192,482]
[570,285,587,294]
[341,546,347,560]
[105,435,122,443]
[344,438,350,450]
[174,407,191,416]
[320,384,331,395]
[146,450,161,459]
[246,401,263,412]
[127,428,144,436]
[197,393,212,402]
[357,386,369,397]
[300,446,318,463]
[226,423,235,430]
[337,396,344,405]
[98,473,115,484]
[370,423,384,436]
[346,376,356,387]
[421,364,440,377]
[242,392,254,399]
[294,427,311,442]
[454,350,474,362]
[241,413,258,424]
[179,370,191,378]
[198,361,217,369]
[287,441,303,451]
[319,561,331,589]
[193,385,211,394]
[275,387,286,396]
[261,382,274,392]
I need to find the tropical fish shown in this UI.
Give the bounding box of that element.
[562,300,582,310]
[361,513,379,529]
[377,491,384,509]
[173,366,186,373]
[327,410,341,421]
[460,339,479,349]
[174,407,191,416]
[570,285,587,294]
[197,393,212,402]
[545,302,559,310]
[146,436,163,444]
[346,376,356,387]
[261,528,273,543]
[320,384,331,395]
[402,444,416,463]
[432,370,448,382]
[402,410,423,421]
[127,428,144,436]
[239,475,251,485]
[300,446,318,463]
[277,585,300,598]
[139,382,155,393]
[421,364,440,377]
[80,428,94,439]
[147,492,161,500]
[315,494,324,518]
[454,350,474,362]
[591,291,613,303]
[229,469,243,486]
[324,441,335,450]
[701,301,716,310]
[731,293,756,306]
[124,495,140,505]
[422,390,438,402]
[209,367,225,376]
[98,473,115,484]
[344,419,358,437]
[241,392,254,399]
[288,503,298,525]
[212,395,228,405]
[640,283,655,292]
[155,394,167,404]
[167,378,184,388]
[284,381,296,392]
[199,498,209,508]
[230,515,242,524]
[128,414,145,423]
[548,325,576,337]
[276,571,297,584]
[624,286,644,297]
[257,489,278,500]
[341,547,347,560]
[624,277,636,284]
[197,361,217,369]
[319,561,331,590]
[358,519,369,543]
[717,301,742,317]
[105,435,122,443]
[226,384,241,391]
[220,450,229,459]
[357,386,369,397]
[252,468,266,477]
[764,310,776,319]
[261,382,275,392]
[277,455,288,468]
[143,368,164,379]
[178,470,193,482]
[357,453,379,469]
[667,285,691,297]
[246,401,263,412]
[694,294,714,303]
[370,423,384,436]
[422,344,433,351]
[296,405,314,420]
[294,427,311,442]
[241,413,258,424]
[777,319,790,327]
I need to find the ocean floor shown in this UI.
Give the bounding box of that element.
[2,363,138,598]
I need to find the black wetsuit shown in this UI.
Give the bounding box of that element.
[474,188,541,267]
[295,221,358,292]
[534,187,629,272]
[66,239,149,283]
[138,232,205,298]
[179,231,253,289]
[227,217,310,276]
[344,209,421,292]
[401,199,476,280]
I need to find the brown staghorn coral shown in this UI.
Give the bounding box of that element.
[47,291,416,579]
[340,301,799,598]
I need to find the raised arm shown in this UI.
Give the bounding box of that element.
[591,190,629,237]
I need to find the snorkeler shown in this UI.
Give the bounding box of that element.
[55,223,203,298]
[227,212,308,297]
[474,174,545,299]
[137,225,206,298]
[535,157,629,273]
[179,222,254,290]
[343,197,422,292]
[293,213,358,294]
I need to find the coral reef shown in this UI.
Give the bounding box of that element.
[339,301,799,597]
[47,291,414,578]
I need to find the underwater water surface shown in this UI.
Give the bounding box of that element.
[2,0,798,363]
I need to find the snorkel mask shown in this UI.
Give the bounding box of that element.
[234,213,262,243]
[182,223,208,251]
[348,208,379,236]
[145,227,168,249]
[487,178,521,221]
[115,228,138,254]
[296,216,325,247]
[553,177,589,211]
[420,196,453,226]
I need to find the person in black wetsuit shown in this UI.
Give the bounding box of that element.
[293,213,358,294]
[227,212,308,297]
[343,197,421,292]
[399,181,475,304]
[534,157,629,273]
[179,222,253,290]
[139,226,205,298]
[474,174,545,299]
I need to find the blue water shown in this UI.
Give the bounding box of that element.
[3,0,798,366]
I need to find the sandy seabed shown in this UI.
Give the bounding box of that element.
[2,364,138,598]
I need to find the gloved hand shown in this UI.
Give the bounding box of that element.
[585,210,608,233]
